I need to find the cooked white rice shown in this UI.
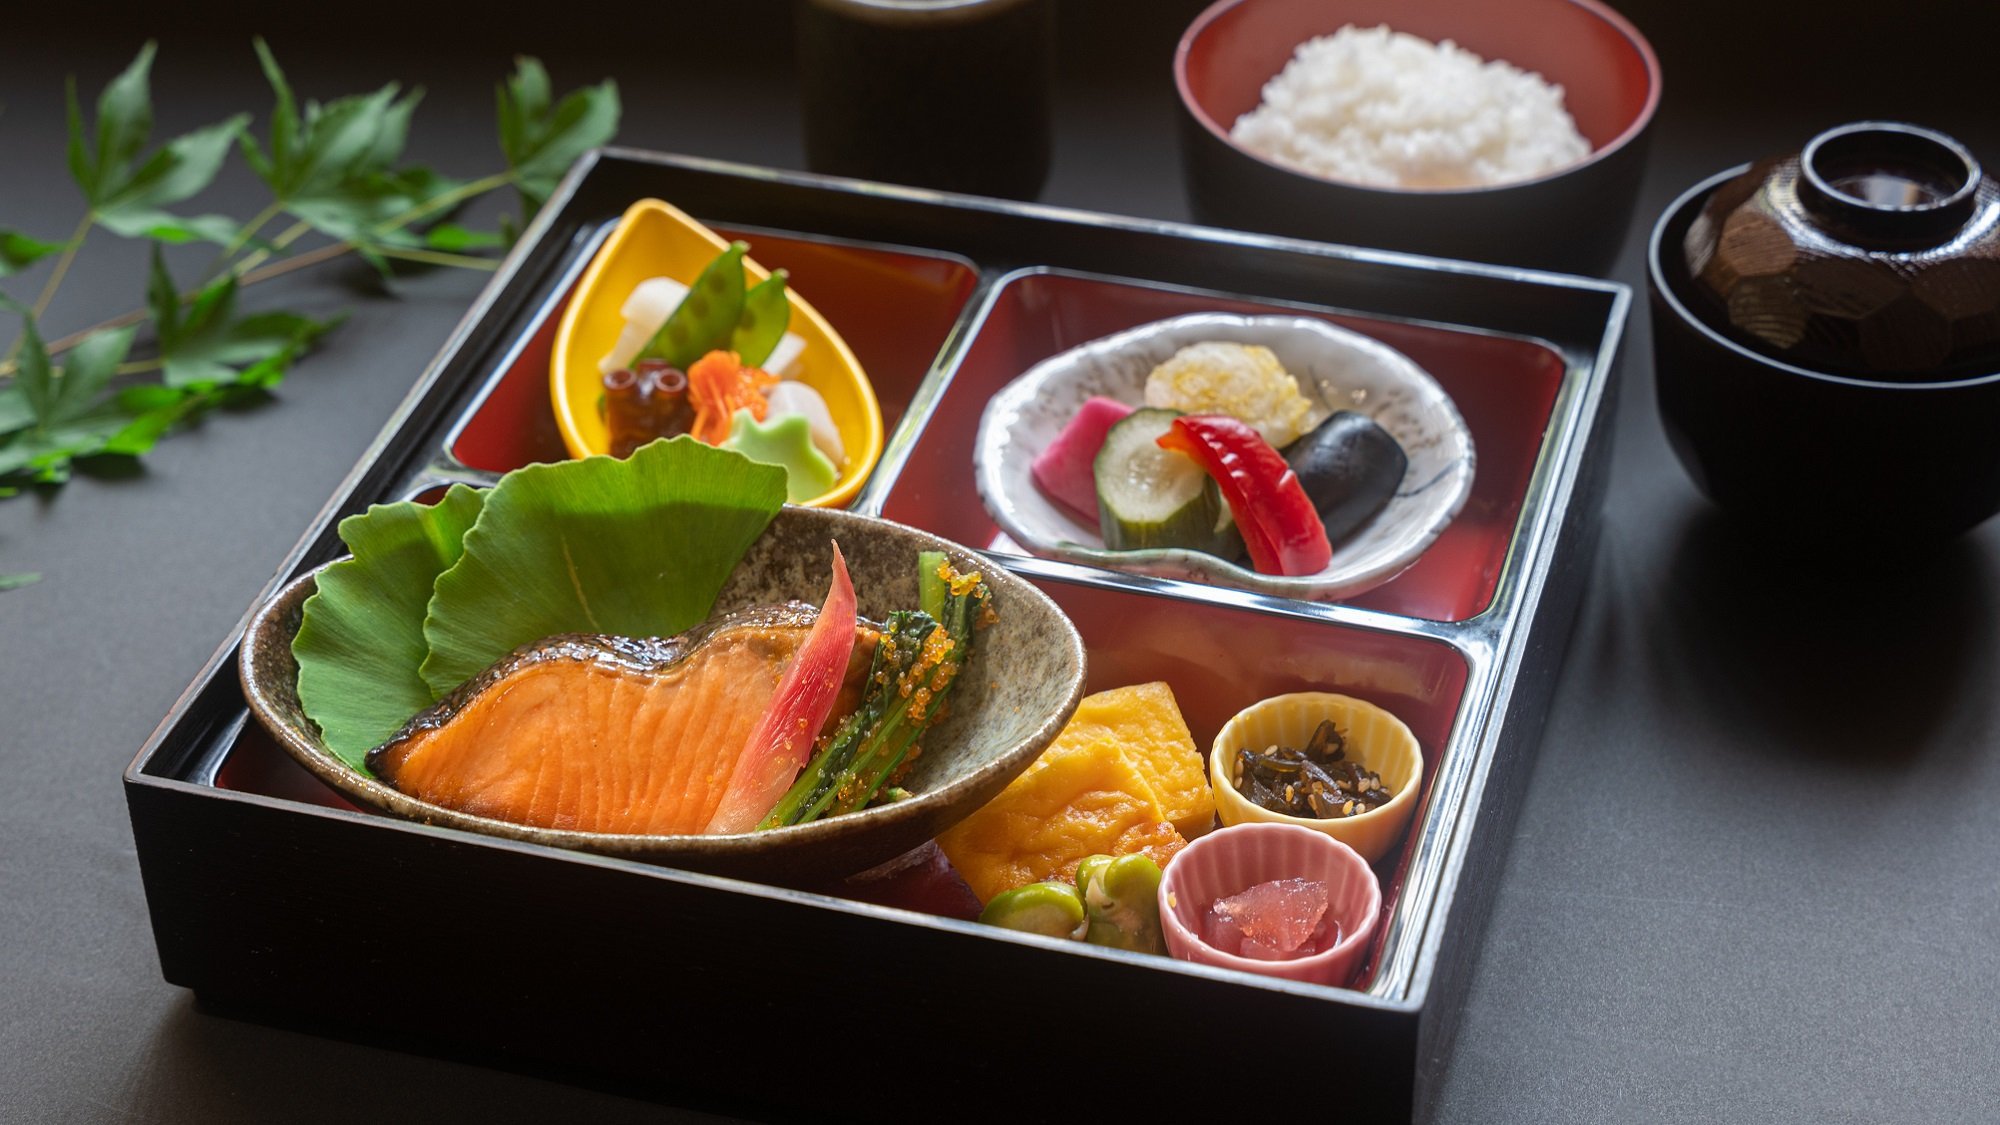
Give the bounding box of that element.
[1230,25,1590,190]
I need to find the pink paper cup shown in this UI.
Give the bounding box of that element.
[1156,822,1382,987]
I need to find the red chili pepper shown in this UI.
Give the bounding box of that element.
[704,543,858,833]
[1156,414,1332,576]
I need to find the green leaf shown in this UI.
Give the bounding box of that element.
[243,39,296,185]
[95,210,241,245]
[145,243,179,340]
[69,43,157,205]
[292,484,487,770]
[242,44,453,255]
[10,309,54,425]
[0,388,32,435]
[419,437,785,696]
[48,326,136,424]
[0,230,64,277]
[66,45,243,236]
[284,166,460,248]
[0,573,41,591]
[0,405,138,478]
[149,248,336,388]
[497,57,618,212]
[91,115,247,240]
[422,223,505,252]
[102,382,236,456]
[247,50,411,202]
[0,375,235,485]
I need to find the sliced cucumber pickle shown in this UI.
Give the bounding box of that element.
[1093,408,1236,557]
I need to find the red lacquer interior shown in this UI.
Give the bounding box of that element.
[215,566,1465,992]
[450,227,979,473]
[1179,0,1660,155]
[879,271,1567,621]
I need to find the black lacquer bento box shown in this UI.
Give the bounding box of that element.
[124,150,1629,1121]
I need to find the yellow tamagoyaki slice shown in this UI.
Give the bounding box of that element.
[939,740,1186,905]
[1030,681,1214,840]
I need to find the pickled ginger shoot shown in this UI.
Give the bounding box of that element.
[759,552,994,829]
[706,544,859,833]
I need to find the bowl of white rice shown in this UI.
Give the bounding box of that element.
[1174,0,1660,275]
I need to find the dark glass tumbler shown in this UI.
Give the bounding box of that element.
[796,0,1054,201]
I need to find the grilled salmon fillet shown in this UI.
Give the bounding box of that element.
[368,603,878,835]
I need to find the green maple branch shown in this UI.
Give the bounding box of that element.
[0,169,522,380]
[0,42,619,585]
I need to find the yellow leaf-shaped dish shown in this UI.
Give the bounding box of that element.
[551,198,883,507]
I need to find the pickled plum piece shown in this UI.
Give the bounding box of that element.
[1203,877,1334,961]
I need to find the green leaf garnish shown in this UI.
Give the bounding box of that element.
[244,40,417,203]
[0,389,33,436]
[496,57,619,215]
[0,298,244,486]
[0,295,132,442]
[288,439,785,767]
[293,485,487,770]
[422,223,505,252]
[66,43,247,243]
[0,573,41,592]
[242,39,450,268]
[419,437,785,696]
[67,43,157,204]
[0,230,64,277]
[9,302,56,425]
[2,42,619,539]
[146,247,335,388]
[0,323,138,483]
[90,120,248,243]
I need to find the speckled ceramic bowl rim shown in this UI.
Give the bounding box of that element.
[974,312,1475,602]
[1157,822,1383,975]
[1174,0,1664,197]
[1650,164,2000,393]
[238,507,1087,869]
[1208,692,1424,840]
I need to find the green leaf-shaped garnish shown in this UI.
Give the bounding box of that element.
[496,57,619,214]
[0,230,65,278]
[65,42,249,246]
[292,484,487,770]
[146,248,336,389]
[419,437,785,696]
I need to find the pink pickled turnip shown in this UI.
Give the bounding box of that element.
[1031,396,1135,523]
[1205,877,1333,960]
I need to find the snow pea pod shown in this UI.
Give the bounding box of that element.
[641,241,749,368]
[732,269,791,368]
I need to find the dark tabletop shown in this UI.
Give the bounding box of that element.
[5,2,1999,1122]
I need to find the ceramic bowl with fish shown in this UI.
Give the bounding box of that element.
[241,506,1086,882]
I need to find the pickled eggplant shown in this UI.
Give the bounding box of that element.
[1282,410,1407,546]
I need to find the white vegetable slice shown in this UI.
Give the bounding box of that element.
[764,381,845,466]
[763,332,806,379]
[599,276,692,375]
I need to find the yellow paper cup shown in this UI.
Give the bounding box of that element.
[1209,692,1423,865]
